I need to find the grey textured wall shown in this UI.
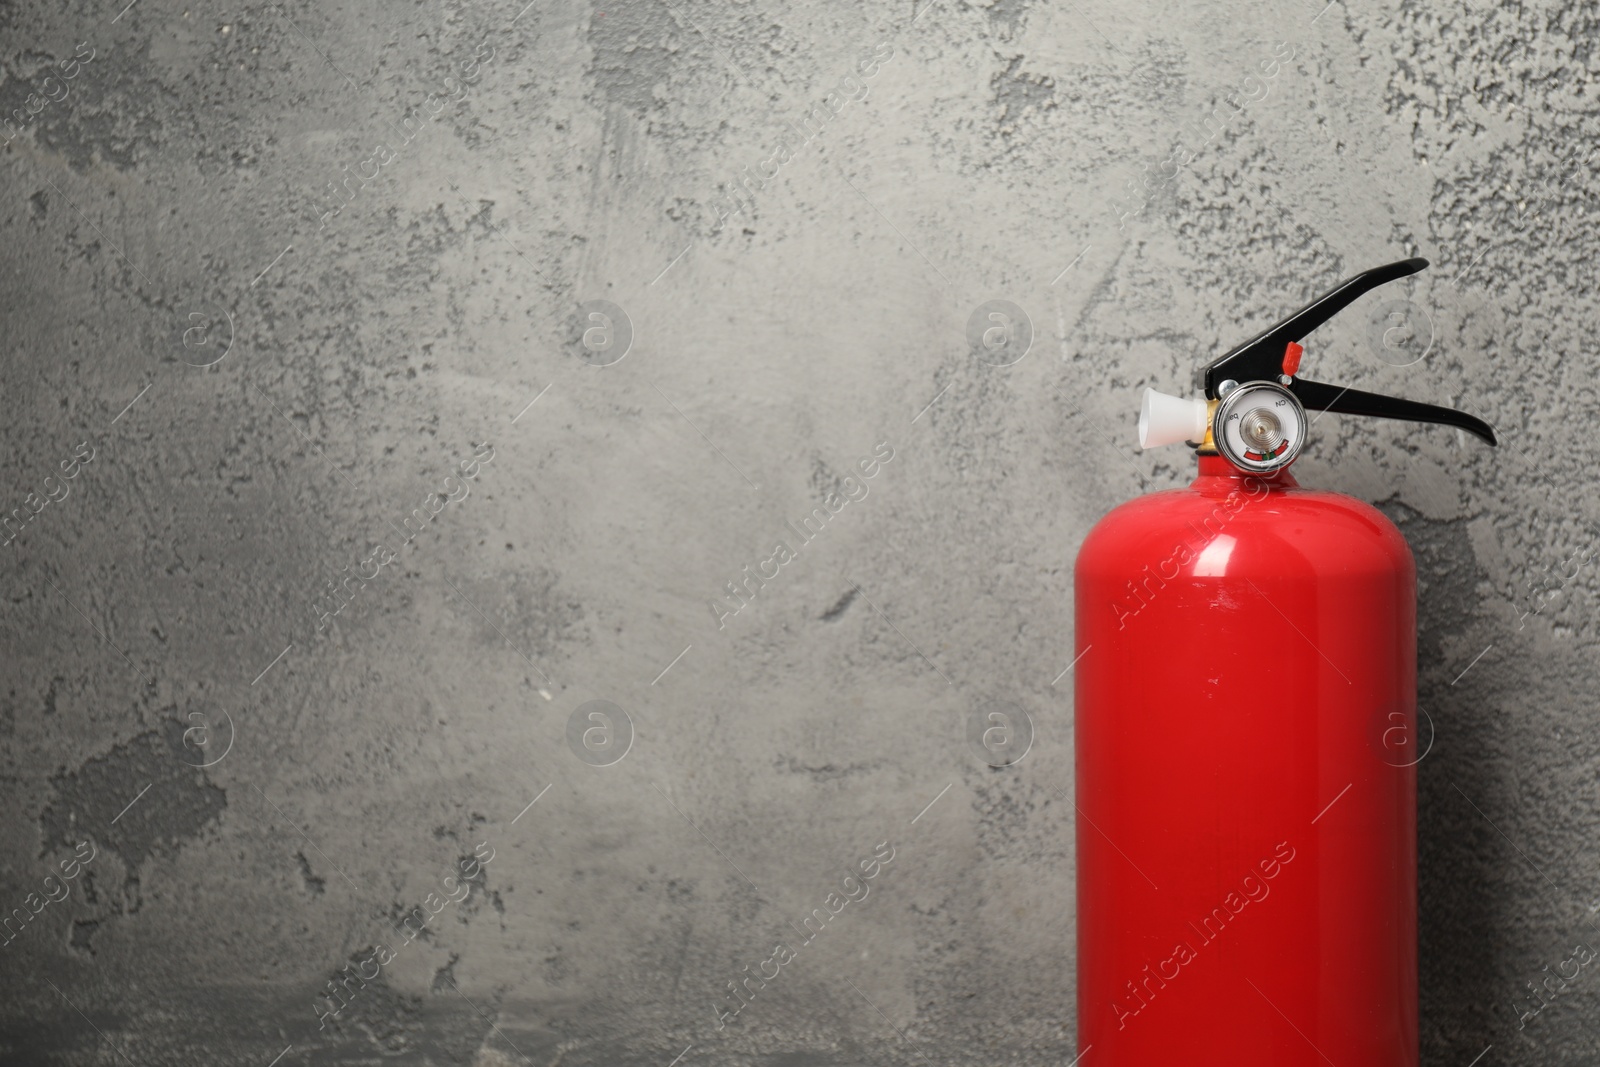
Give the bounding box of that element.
[2,0,1597,1063]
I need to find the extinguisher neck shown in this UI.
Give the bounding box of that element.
[1195,454,1298,490]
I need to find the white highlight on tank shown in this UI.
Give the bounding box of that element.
[1139,388,1210,449]
[1192,534,1236,577]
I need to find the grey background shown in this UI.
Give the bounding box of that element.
[1,0,1597,1063]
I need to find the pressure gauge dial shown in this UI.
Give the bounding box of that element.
[1214,381,1306,473]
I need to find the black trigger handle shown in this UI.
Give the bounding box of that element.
[1200,258,1428,398]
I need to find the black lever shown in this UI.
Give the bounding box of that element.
[1198,258,1496,446]
[1291,379,1495,444]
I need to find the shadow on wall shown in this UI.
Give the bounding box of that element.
[1376,501,1513,1060]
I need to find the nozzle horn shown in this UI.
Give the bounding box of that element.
[1139,389,1210,449]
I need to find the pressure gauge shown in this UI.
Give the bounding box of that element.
[1213,381,1306,473]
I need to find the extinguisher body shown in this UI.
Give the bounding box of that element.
[1074,456,1418,1066]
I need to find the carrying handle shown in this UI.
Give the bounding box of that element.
[1290,378,1495,444]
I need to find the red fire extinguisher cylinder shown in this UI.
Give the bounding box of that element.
[1072,259,1496,1065]
[1075,457,1418,1065]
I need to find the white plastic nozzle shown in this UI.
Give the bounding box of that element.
[1139,388,1210,449]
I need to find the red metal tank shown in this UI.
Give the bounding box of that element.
[1074,455,1419,1065]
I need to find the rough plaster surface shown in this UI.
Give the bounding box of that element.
[1,0,1598,1063]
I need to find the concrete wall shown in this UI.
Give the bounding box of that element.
[2,0,1597,1062]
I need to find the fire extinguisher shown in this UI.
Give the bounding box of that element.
[1074,258,1495,1065]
